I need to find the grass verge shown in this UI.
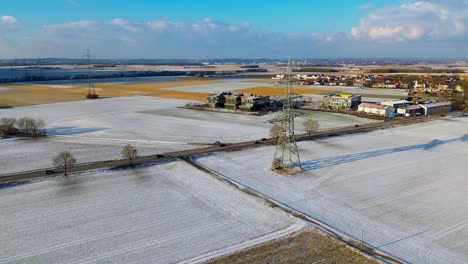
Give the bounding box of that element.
[207,227,381,264]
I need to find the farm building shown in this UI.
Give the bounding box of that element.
[420,102,452,115]
[321,94,362,110]
[357,103,394,117]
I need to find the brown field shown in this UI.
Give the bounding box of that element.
[97,79,220,91]
[0,80,219,107]
[0,86,89,107]
[208,227,380,264]
[97,80,215,101]
[237,86,334,96]
[0,85,133,107]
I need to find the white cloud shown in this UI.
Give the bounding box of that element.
[1,16,18,24]
[351,0,467,41]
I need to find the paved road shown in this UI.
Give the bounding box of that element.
[0,116,439,184]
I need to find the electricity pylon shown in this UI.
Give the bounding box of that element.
[269,57,303,174]
[84,49,98,98]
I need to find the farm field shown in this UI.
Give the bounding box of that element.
[0,161,296,263]
[0,96,371,173]
[0,75,409,107]
[0,137,196,174]
[196,117,468,264]
[208,227,379,264]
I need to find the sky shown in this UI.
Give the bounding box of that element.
[0,0,467,59]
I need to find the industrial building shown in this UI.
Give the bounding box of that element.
[381,100,410,112]
[321,94,362,110]
[397,105,424,116]
[420,102,452,115]
[206,92,270,112]
[357,103,394,117]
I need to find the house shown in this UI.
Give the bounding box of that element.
[397,105,423,116]
[321,94,362,110]
[272,74,285,80]
[239,94,270,112]
[420,102,452,115]
[224,94,242,110]
[207,93,226,108]
[357,103,394,117]
[413,80,426,88]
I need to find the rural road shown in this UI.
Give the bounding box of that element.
[0,115,439,185]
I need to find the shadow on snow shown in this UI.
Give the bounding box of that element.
[47,126,107,136]
[301,134,467,171]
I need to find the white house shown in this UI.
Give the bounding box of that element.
[357,103,394,117]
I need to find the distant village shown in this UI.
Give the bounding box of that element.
[273,73,463,97]
[199,73,466,118]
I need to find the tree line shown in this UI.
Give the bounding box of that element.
[0,117,47,137]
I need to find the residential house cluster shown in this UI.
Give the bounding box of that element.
[272,73,461,96]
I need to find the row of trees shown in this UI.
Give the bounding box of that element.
[53,144,139,176]
[0,117,47,137]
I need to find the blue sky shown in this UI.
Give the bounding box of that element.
[1,0,397,33]
[0,0,466,58]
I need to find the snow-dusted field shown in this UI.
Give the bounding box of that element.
[196,117,468,264]
[0,161,296,264]
[167,81,268,93]
[0,96,370,173]
[0,137,196,174]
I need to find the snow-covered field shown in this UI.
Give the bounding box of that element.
[0,137,196,174]
[167,81,269,93]
[0,161,296,264]
[196,117,468,264]
[0,96,370,174]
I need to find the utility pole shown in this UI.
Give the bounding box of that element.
[269,57,303,175]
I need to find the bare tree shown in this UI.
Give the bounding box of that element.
[53,151,77,176]
[16,117,30,135]
[303,119,320,136]
[0,117,18,136]
[121,144,138,165]
[16,117,46,137]
[269,125,283,143]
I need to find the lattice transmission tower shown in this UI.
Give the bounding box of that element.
[269,57,303,175]
[84,49,98,99]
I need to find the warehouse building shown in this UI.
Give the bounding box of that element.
[357,103,394,117]
[420,102,452,115]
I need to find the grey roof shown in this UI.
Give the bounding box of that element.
[421,102,451,108]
